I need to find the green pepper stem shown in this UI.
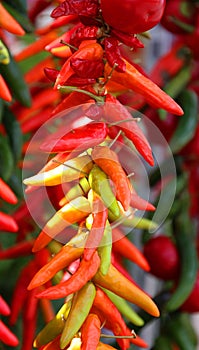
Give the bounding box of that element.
[108,118,141,126]
[58,85,105,103]
[60,39,78,51]
[100,331,136,339]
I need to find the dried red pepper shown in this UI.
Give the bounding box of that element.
[104,37,126,73]
[51,0,99,18]
[70,58,104,78]
[111,29,144,49]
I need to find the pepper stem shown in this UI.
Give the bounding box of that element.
[108,118,141,126]
[100,330,136,339]
[58,85,105,103]
[108,130,122,148]
[60,39,78,51]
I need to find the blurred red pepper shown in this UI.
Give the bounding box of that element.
[104,37,126,73]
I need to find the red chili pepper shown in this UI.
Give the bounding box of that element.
[105,94,154,166]
[28,245,84,290]
[70,25,102,48]
[111,29,144,49]
[0,3,25,36]
[92,288,130,350]
[112,228,150,271]
[0,295,10,316]
[104,37,126,73]
[81,313,101,350]
[0,178,17,204]
[36,251,100,299]
[0,74,12,102]
[0,320,19,347]
[40,122,108,153]
[40,298,55,323]
[70,58,104,78]
[0,240,34,260]
[51,91,94,116]
[54,43,104,87]
[0,212,18,233]
[91,145,131,211]
[84,194,108,261]
[21,106,52,134]
[104,60,184,116]
[51,0,99,18]
[36,15,78,35]
[21,288,39,350]
[67,76,96,86]
[24,57,55,85]
[45,24,82,51]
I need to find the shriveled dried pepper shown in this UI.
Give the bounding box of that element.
[70,58,104,78]
[51,0,99,18]
[104,37,126,73]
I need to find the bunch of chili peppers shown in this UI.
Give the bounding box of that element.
[2,0,199,350]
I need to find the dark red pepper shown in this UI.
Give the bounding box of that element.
[104,37,126,73]
[70,25,103,48]
[111,29,144,49]
[70,58,104,78]
[51,0,99,19]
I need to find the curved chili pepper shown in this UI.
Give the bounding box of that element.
[112,228,150,271]
[0,320,19,346]
[0,211,18,232]
[81,313,101,350]
[0,3,24,36]
[84,194,108,261]
[23,155,93,187]
[104,60,184,116]
[104,37,126,73]
[32,196,91,252]
[59,177,90,207]
[111,29,144,49]
[0,295,10,316]
[93,263,160,317]
[97,220,112,275]
[0,239,34,259]
[60,282,96,349]
[51,90,94,116]
[0,74,12,102]
[36,251,100,299]
[40,122,108,153]
[91,145,131,211]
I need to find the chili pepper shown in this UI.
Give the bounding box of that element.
[97,220,112,276]
[23,154,93,186]
[169,90,198,153]
[88,165,121,219]
[93,263,160,316]
[0,39,9,64]
[70,58,104,78]
[21,106,52,134]
[51,90,94,116]
[14,30,58,61]
[32,196,91,252]
[36,15,78,35]
[40,298,55,323]
[81,313,101,350]
[91,146,131,211]
[104,60,184,116]
[120,216,158,231]
[34,301,72,347]
[0,211,18,232]
[51,45,72,58]
[24,57,55,84]
[45,24,82,51]
[84,194,108,261]
[111,29,144,49]
[0,3,25,35]
[165,212,198,312]
[21,288,39,350]
[102,288,144,326]
[54,43,104,87]
[130,193,155,211]
[0,295,10,316]
[97,343,118,350]
[0,177,17,204]
[103,94,154,166]
[0,47,31,107]
[40,122,108,153]
[0,74,12,101]
[67,76,97,86]
[0,320,19,346]
[9,260,38,325]
[28,240,86,290]
[70,25,102,48]
[104,37,126,73]
[51,0,99,18]
[0,239,34,259]
[60,282,96,349]
[111,252,139,286]
[36,251,100,299]
[59,177,90,207]
[92,287,131,350]
[112,228,150,271]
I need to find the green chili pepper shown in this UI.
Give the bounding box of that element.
[62,177,90,205]
[97,220,112,276]
[3,107,22,163]
[60,282,96,349]
[0,40,9,64]
[0,45,31,107]
[169,90,198,153]
[165,212,198,312]
[34,301,72,347]
[88,165,120,219]
[102,288,144,326]
[0,133,14,181]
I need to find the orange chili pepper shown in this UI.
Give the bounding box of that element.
[14,30,58,62]
[81,313,101,350]
[91,145,131,211]
[32,196,91,252]
[0,3,25,36]
[35,251,100,299]
[93,264,160,317]
[0,74,12,102]
[28,245,84,289]
[24,57,55,84]
[54,43,104,88]
[104,59,184,116]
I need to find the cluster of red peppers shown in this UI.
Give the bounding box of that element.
[1,0,199,349]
